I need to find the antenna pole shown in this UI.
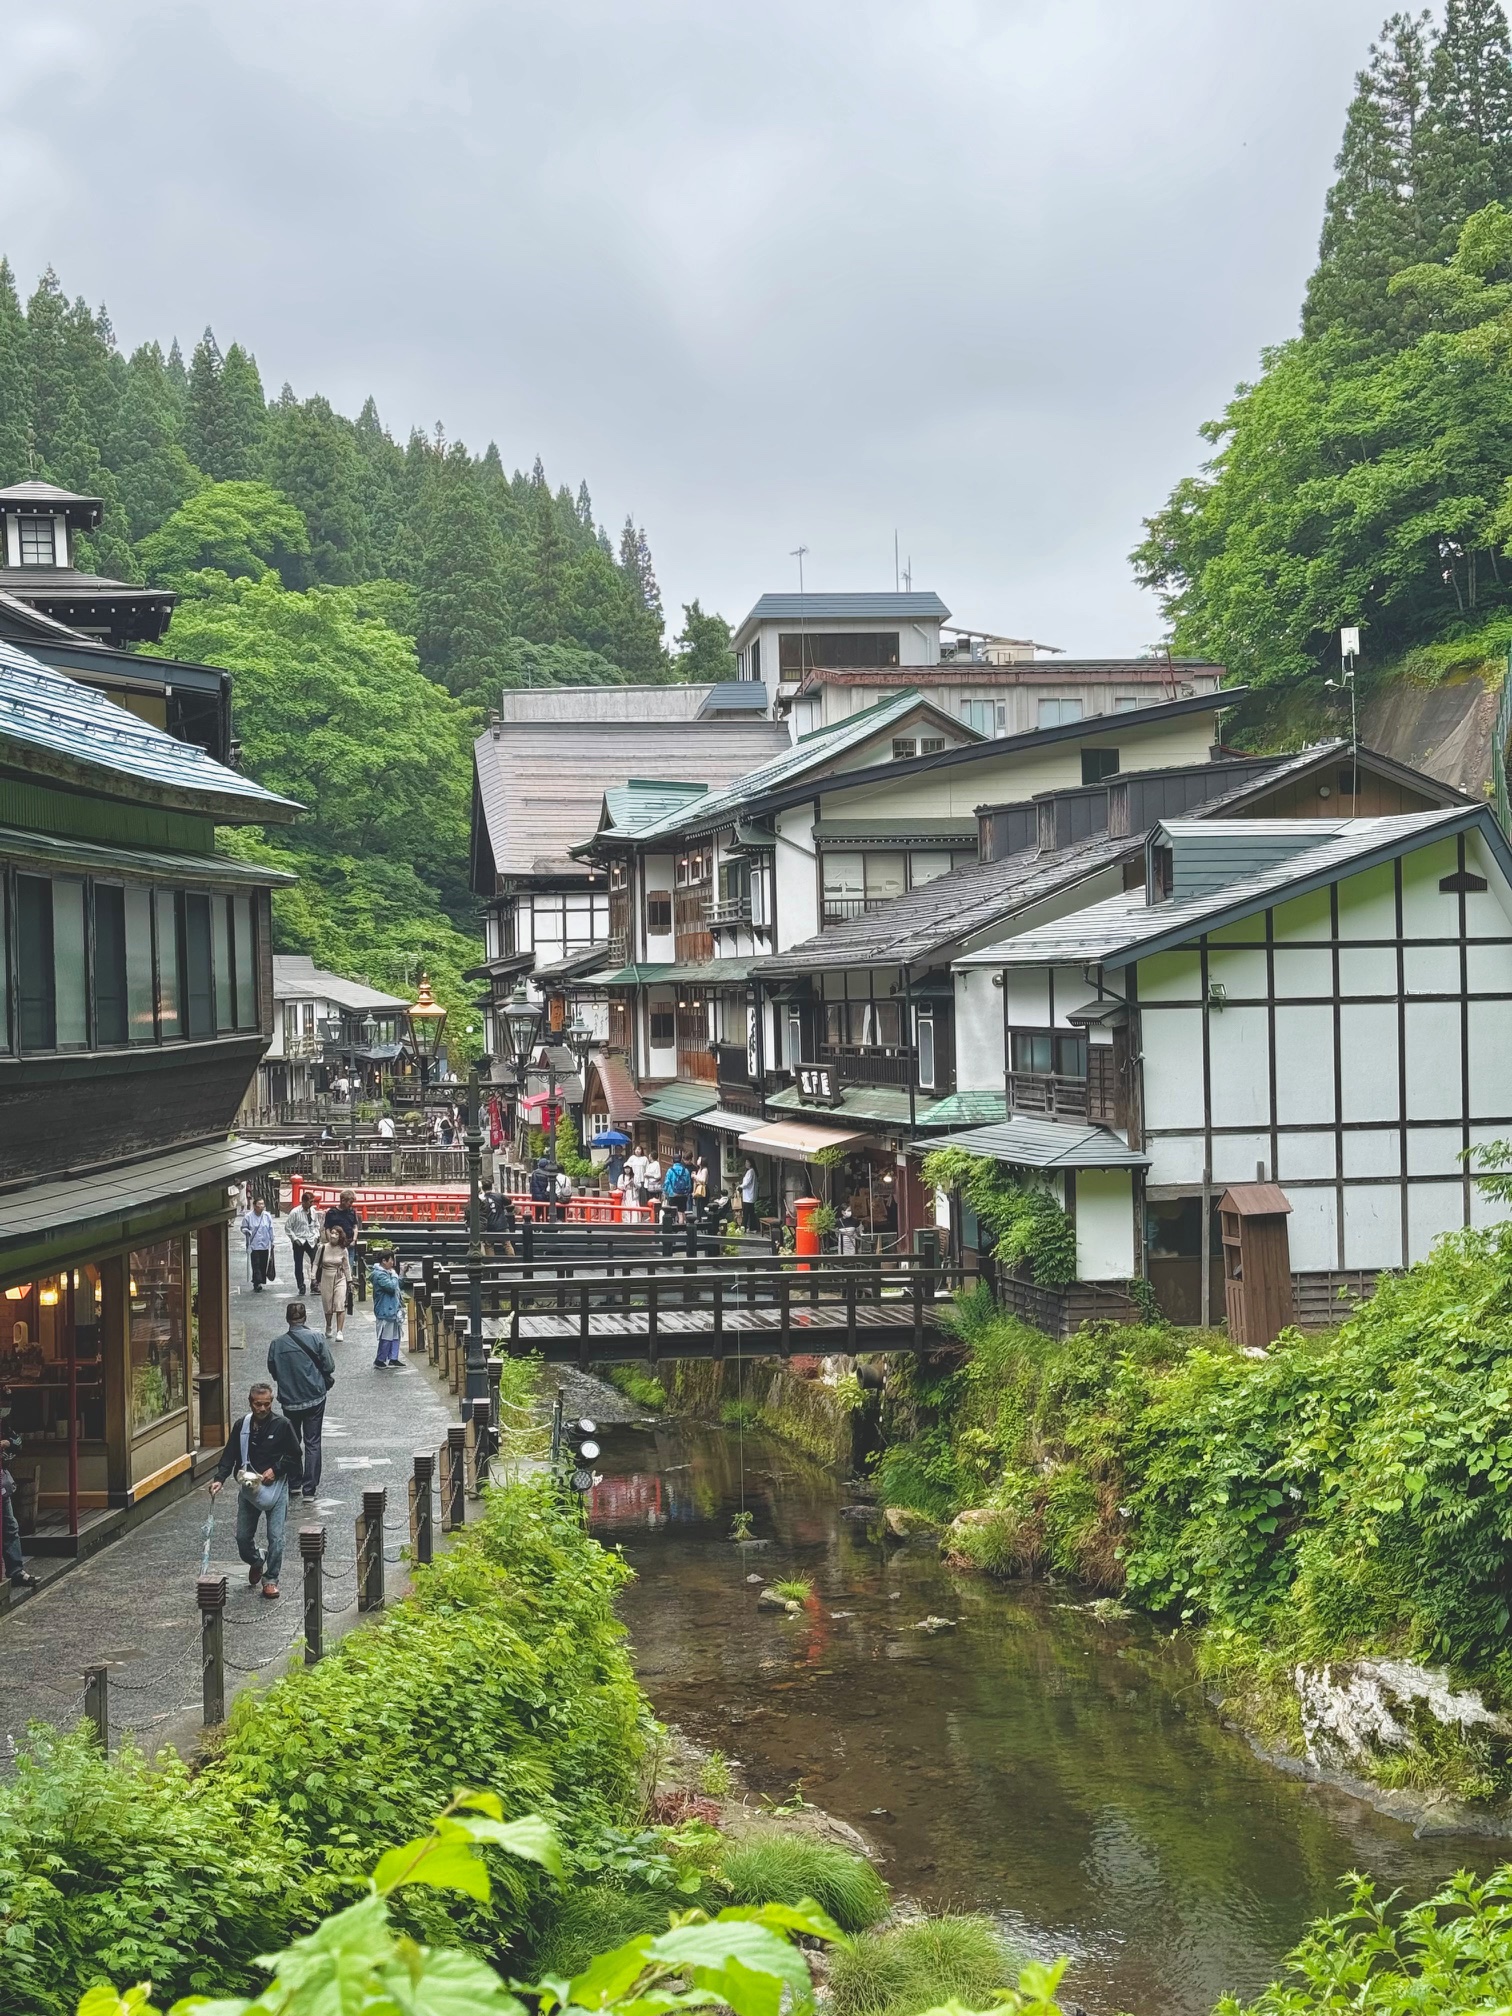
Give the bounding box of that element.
[1339,627,1361,818]
[894,529,899,593]
[791,544,809,684]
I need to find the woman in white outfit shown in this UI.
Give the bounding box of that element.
[314,1223,353,1339]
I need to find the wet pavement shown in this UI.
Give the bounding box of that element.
[2,1221,465,1763]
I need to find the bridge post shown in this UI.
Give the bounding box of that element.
[522,1217,534,1273]
[846,1271,857,1354]
[712,1276,724,1362]
[510,1283,520,1352]
[912,1273,924,1350]
[779,1274,790,1356]
[579,1280,591,1372]
[647,1278,659,1368]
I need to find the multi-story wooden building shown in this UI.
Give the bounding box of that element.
[0,638,298,1562]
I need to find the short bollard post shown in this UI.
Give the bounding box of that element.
[443,1303,458,1387]
[359,1486,386,1610]
[197,1574,227,1727]
[445,1424,467,1530]
[470,1395,492,1494]
[83,1663,110,1750]
[486,1353,503,1431]
[454,1316,471,1408]
[300,1526,326,1664]
[411,1450,435,1564]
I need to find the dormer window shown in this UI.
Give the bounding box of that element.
[17,516,57,566]
[1151,844,1174,902]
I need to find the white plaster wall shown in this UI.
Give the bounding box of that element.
[1343,1184,1402,1268]
[1340,1003,1399,1122]
[952,970,1004,1090]
[1211,1132,1273,1186]
[1409,1182,1464,1261]
[1137,950,1201,1002]
[646,984,677,1079]
[1207,1006,1269,1129]
[1141,1006,1204,1130]
[1404,998,1462,1120]
[644,852,675,962]
[1273,1006,1333,1124]
[1003,970,1050,1026]
[1288,1190,1338,1271]
[773,806,819,950]
[1074,1169,1134,1279]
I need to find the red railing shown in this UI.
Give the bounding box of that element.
[291,1178,656,1226]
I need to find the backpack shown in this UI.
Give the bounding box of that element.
[665,1161,692,1199]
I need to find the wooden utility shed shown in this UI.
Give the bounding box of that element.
[1218,1184,1293,1349]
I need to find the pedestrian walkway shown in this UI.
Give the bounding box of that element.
[2,1221,463,1764]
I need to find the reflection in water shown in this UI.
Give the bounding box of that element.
[590,1419,1498,2016]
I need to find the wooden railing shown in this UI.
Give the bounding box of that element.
[1008,1070,1089,1120]
[820,1042,914,1088]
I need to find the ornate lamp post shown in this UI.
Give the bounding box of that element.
[405,974,448,1118]
[503,981,544,1176]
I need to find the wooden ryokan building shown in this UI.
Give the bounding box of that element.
[0,637,299,1565]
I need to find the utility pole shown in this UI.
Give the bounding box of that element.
[464,1063,487,1409]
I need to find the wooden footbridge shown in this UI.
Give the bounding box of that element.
[404,1227,958,1368]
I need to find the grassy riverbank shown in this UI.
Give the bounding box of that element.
[877,1224,1512,1808]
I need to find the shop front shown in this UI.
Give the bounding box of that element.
[0,1139,296,1554]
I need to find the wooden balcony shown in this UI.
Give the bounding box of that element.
[819,1042,915,1088]
[706,896,752,927]
[1008,1070,1089,1121]
[715,1042,753,1088]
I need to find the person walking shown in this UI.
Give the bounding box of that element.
[210,1382,302,1599]
[662,1153,693,1223]
[553,1164,574,1221]
[377,1112,395,1142]
[625,1146,647,1203]
[643,1152,663,1210]
[323,1189,363,1302]
[240,1196,276,1291]
[529,1159,551,1215]
[313,1222,354,1339]
[266,1299,335,1500]
[692,1153,710,1218]
[370,1249,405,1367]
[740,1159,759,1233]
[1,1433,36,1591]
[285,1195,321,1296]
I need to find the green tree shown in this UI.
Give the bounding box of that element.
[137,481,309,584]
[1421,0,1512,251]
[106,343,201,541]
[184,328,227,476]
[674,598,737,681]
[0,258,30,480]
[1303,12,1434,344]
[414,442,513,701]
[218,342,267,479]
[261,393,372,584]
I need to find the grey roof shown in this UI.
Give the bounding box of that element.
[0,479,100,509]
[0,638,299,822]
[960,807,1506,972]
[924,1117,1149,1169]
[698,681,772,715]
[741,592,950,624]
[472,718,790,881]
[492,685,723,723]
[625,693,971,845]
[0,822,297,888]
[271,956,407,1012]
[0,1136,300,1266]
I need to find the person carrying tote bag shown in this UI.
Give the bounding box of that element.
[313,1224,354,1340]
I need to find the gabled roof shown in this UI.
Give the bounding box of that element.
[624,692,974,845]
[0,638,298,823]
[740,591,950,626]
[0,479,100,508]
[271,956,407,1012]
[600,779,711,835]
[471,717,789,886]
[923,1117,1149,1169]
[960,807,1508,972]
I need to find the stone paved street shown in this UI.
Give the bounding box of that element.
[2,1220,464,1764]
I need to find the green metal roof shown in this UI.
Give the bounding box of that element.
[601,779,711,833]
[922,1118,1148,1170]
[918,1090,1008,1127]
[628,692,964,844]
[0,638,300,824]
[0,822,297,886]
[593,959,756,986]
[639,1083,720,1122]
[766,1082,925,1127]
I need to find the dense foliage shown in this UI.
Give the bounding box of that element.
[1137,2,1512,703]
[919,1149,1077,1287]
[0,1479,646,2013]
[880,1217,1512,1768]
[0,261,736,1030]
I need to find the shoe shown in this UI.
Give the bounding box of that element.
[12,1571,37,1588]
[261,1582,280,1599]
[301,1489,317,1500]
[248,1559,264,1586]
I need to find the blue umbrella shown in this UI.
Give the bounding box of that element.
[595,1129,631,1147]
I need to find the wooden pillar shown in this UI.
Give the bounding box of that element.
[99,1255,130,1506]
[196,1225,230,1451]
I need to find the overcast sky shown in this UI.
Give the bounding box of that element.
[0,1,1390,655]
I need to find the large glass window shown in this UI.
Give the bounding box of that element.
[94,884,129,1046]
[916,1013,936,1089]
[52,879,87,1047]
[155,887,182,1037]
[184,894,213,1038]
[1011,1030,1087,1078]
[231,897,255,1027]
[778,631,899,671]
[0,877,8,1052]
[1038,697,1083,729]
[14,875,86,1048]
[126,885,155,1041]
[212,894,233,1033]
[17,515,56,565]
[129,1239,188,1433]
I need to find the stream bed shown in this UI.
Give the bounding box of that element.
[588,1416,1498,2016]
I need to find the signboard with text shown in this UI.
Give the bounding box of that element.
[796,1062,840,1107]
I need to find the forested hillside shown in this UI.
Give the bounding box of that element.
[1136,0,1512,746]
[0,267,734,1042]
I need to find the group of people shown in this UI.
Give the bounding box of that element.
[253,1189,362,1338]
[517,1147,763,1231]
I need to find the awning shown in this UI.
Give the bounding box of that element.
[739,1119,872,1162]
[584,1051,644,1124]
[692,1108,762,1135]
[640,1083,719,1124]
[0,1136,301,1285]
[919,1118,1148,1170]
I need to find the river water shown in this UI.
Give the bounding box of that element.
[587,1417,1499,2016]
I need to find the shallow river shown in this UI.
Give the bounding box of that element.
[588,1417,1499,2016]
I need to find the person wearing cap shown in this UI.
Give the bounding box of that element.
[370,1248,405,1368]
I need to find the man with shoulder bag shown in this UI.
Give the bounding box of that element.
[265,1300,336,1499]
[210,1383,303,1598]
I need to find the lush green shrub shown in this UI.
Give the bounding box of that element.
[606,1364,668,1410]
[0,1479,645,2014]
[828,1914,1018,2016]
[718,1829,890,1931]
[921,1149,1076,1286]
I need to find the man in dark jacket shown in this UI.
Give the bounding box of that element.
[210,1383,303,1599]
[266,1300,336,1500]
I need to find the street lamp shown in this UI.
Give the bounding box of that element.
[406,973,448,1115]
[350,1011,378,1151]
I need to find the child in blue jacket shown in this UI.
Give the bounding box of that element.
[370,1251,405,1368]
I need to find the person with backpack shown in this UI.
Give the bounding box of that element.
[209,1382,303,1599]
[554,1165,574,1220]
[662,1153,693,1222]
[265,1300,336,1499]
[529,1160,552,1215]
[370,1249,405,1367]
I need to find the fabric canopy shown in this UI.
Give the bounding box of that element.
[738,1119,872,1162]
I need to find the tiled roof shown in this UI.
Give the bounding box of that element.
[601,779,711,833]
[919,1090,1008,1127]
[639,1083,719,1123]
[924,1118,1149,1169]
[0,638,298,822]
[271,956,407,1012]
[473,718,788,881]
[741,592,950,624]
[592,959,757,986]
[628,693,967,844]
[961,807,1502,971]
